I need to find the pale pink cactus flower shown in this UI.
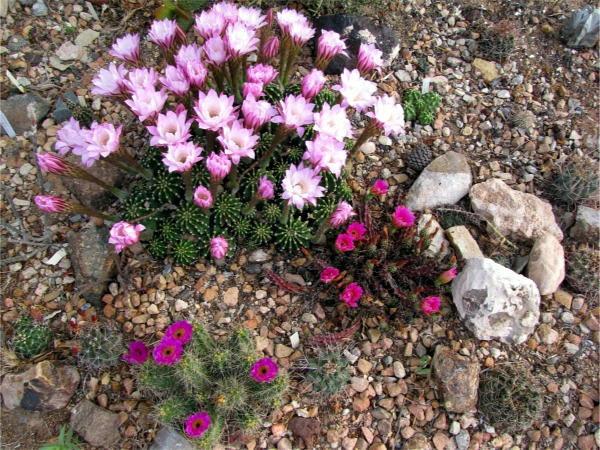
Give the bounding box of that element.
[329,201,356,227]
[242,95,277,130]
[147,109,193,147]
[35,195,67,213]
[160,65,190,98]
[357,43,384,74]
[194,9,227,40]
[332,68,377,112]
[217,120,259,165]
[204,35,230,66]
[79,122,122,167]
[210,236,229,260]
[316,30,348,62]
[238,6,267,29]
[194,89,238,132]
[162,141,203,172]
[212,1,239,24]
[91,62,128,97]
[256,175,274,199]
[205,152,232,180]
[301,68,326,101]
[272,94,315,138]
[313,103,353,142]
[148,19,185,51]
[55,118,87,155]
[175,43,203,66]
[247,64,278,85]
[303,135,347,178]
[109,221,146,253]
[276,9,310,36]
[193,186,213,208]
[182,60,208,90]
[225,22,259,58]
[281,163,325,210]
[288,20,316,47]
[124,67,158,93]
[125,86,168,122]
[366,95,406,136]
[243,82,263,98]
[109,33,141,66]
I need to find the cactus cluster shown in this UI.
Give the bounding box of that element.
[78,327,124,368]
[553,160,599,206]
[475,20,515,61]
[138,324,288,448]
[304,349,350,397]
[402,90,441,125]
[12,318,52,359]
[478,365,543,433]
[565,244,599,298]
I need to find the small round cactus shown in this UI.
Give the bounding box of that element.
[12,318,52,359]
[275,216,312,252]
[78,327,123,368]
[305,349,350,397]
[172,239,198,266]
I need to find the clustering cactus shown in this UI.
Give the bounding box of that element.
[554,160,599,206]
[78,327,124,368]
[565,244,599,297]
[478,365,543,433]
[138,324,288,448]
[304,349,350,397]
[475,20,515,61]
[402,90,441,125]
[12,318,52,359]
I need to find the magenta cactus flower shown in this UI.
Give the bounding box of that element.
[251,357,279,383]
[301,68,326,101]
[165,320,193,344]
[371,179,388,196]
[421,296,441,316]
[329,201,356,227]
[108,33,141,66]
[108,221,146,253]
[257,175,274,200]
[336,233,355,252]
[162,141,203,173]
[205,152,232,180]
[123,341,149,364]
[243,82,263,99]
[193,186,212,208]
[320,267,340,283]
[35,195,67,213]
[437,267,457,285]
[147,109,193,147]
[210,236,229,260]
[347,222,367,241]
[391,206,415,228]
[185,411,211,438]
[340,282,363,308]
[281,163,325,210]
[153,337,183,365]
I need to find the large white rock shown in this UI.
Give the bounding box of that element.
[404,152,472,211]
[415,214,450,258]
[527,233,565,295]
[470,179,563,243]
[451,258,541,344]
[570,205,600,245]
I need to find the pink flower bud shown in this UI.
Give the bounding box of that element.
[266,8,274,27]
[35,195,67,213]
[210,236,228,260]
[301,68,326,101]
[257,175,274,200]
[205,152,231,180]
[335,233,355,252]
[108,221,146,253]
[262,36,279,59]
[421,296,440,316]
[37,153,68,174]
[371,179,388,196]
[340,282,362,308]
[437,267,457,285]
[243,81,264,98]
[193,186,212,208]
[330,201,355,227]
[320,267,339,283]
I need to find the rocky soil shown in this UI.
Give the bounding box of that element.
[0,0,599,449]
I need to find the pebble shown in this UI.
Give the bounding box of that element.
[32,0,48,16]
[561,312,575,324]
[496,90,511,99]
[449,421,460,435]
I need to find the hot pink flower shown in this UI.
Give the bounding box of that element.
[281,163,325,210]
[185,411,211,439]
[109,33,140,66]
[91,62,128,97]
[80,122,122,167]
[251,357,278,383]
[147,109,193,147]
[210,236,229,260]
[194,89,238,132]
[421,296,440,316]
[194,9,227,40]
[332,68,377,112]
[247,64,278,85]
[238,5,266,29]
[272,94,314,138]
[148,19,185,51]
[262,36,279,58]
[55,118,87,155]
[242,95,276,130]
[316,30,348,63]
[437,267,457,285]
[153,337,183,365]
[225,22,259,58]
[109,221,145,253]
[217,120,259,165]
[35,195,67,213]
[37,152,68,174]
[165,320,193,344]
[205,152,231,180]
[203,35,230,67]
[160,65,190,98]
[162,141,203,173]
[357,43,384,75]
[330,201,356,227]
[371,179,388,196]
[125,87,168,122]
[193,186,212,208]
[347,222,366,240]
[320,267,339,283]
[336,233,355,252]
[391,206,415,228]
[313,103,353,142]
[301,68,326,101]
[256,175,274,199]
[340,282,362,307]
[124,67,158,93]
[243,82,263,98]
[123,341,149,364]
[366,95,406,136]
[303,135,347,178]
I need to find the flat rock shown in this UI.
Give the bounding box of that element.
[1,93,50,135]
[445,226,484,260]
[149,426,194,450]
[403,434,433,450]
[416,214,450,258]
[526,233,565,295]
[432,346,479,413]
[288,417,321,448]
[0,361,80,411]
[70,399,121,448]
[67,222,117,308]
[405,152,472,211]
[570,205,600,245]
[470,179,563,243]
[75,29,100,47]
[451,258,541,344]
[313,14,400,75]
[32,0,48,16]
[472,58,500,83]
[223,286,239,306]
[56,42,85,61]
[537,324,559,345]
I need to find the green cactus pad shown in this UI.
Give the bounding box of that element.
[275,216,312,252]
[12,319,52,359]
[152,169,185,203]
[213,193,243,228]
[172,239,198,265]
[314,89,336,111]
[174,202,209,236]
[262,203,281,223]
[249,221,272,246]
[147,237,168,259]
[264,83,284,104]
[422,91,441,112]
[418,110,435,125]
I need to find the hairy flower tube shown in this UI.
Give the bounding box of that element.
[320,267,339,283]
[340,282,363,308]
[108,221,145,253]
[123,341,149,364]
[392,206,415,228]
[421,296,441,316]
[165,320,193,344]
[185,411,211,438]
[153,337,183,365]
[251,357,279,383]
[336,233,355,252]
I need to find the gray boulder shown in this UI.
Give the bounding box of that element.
[561,6,600,48]
[570,205,600,245]
[0,93,50,135]
[150,426,194,450]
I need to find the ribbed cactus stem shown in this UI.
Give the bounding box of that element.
[280,201,291,224]
[210,176,222,203]
[311,217,332,244]
[64,200,121,222]
[260,125,289,169]
[182,170,193,202]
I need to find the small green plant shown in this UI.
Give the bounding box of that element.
[155,0,205,31]
[137,324,288,448]
[304,349,350,397]
[402,90,441,125]
[554,160,599,206]
[414,355,431,375]
[39,425,82,450]
[78,327,124,368]
[12,318,52,359]
[478,365,543,433]
[475,20,515,62]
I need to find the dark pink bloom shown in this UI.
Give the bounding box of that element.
[35,195,67,213]
[37,153,68,174]
[336,234,355,252]
[340,282,362,308]
[437,267,457,285]
[421,296,440,316]
[210,236,229,260]
[108,221,146,253]
[391,206,415,228]
[152,337,183,365]
[123,341,149,364]
[251,357,278,383]
[347,222,366,240]
[256,175,274,199]
[185,411,211,438]
[371,179,388,196]
[165,320,193,344]
[320,267,339,283]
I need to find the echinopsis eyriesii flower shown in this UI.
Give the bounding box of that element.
[43,0,412,264]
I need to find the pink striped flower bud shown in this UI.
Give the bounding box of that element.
[205,152,231,180]
[210,236,229,260]
[37,153,68,174]
[35,195,67,213]
[301,68,326,101]
[262,36,279,59]
[257,175,274,199]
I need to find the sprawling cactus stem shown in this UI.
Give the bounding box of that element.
[182,169,193,202]
[63,200,121,222]
[311,216,332,244]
